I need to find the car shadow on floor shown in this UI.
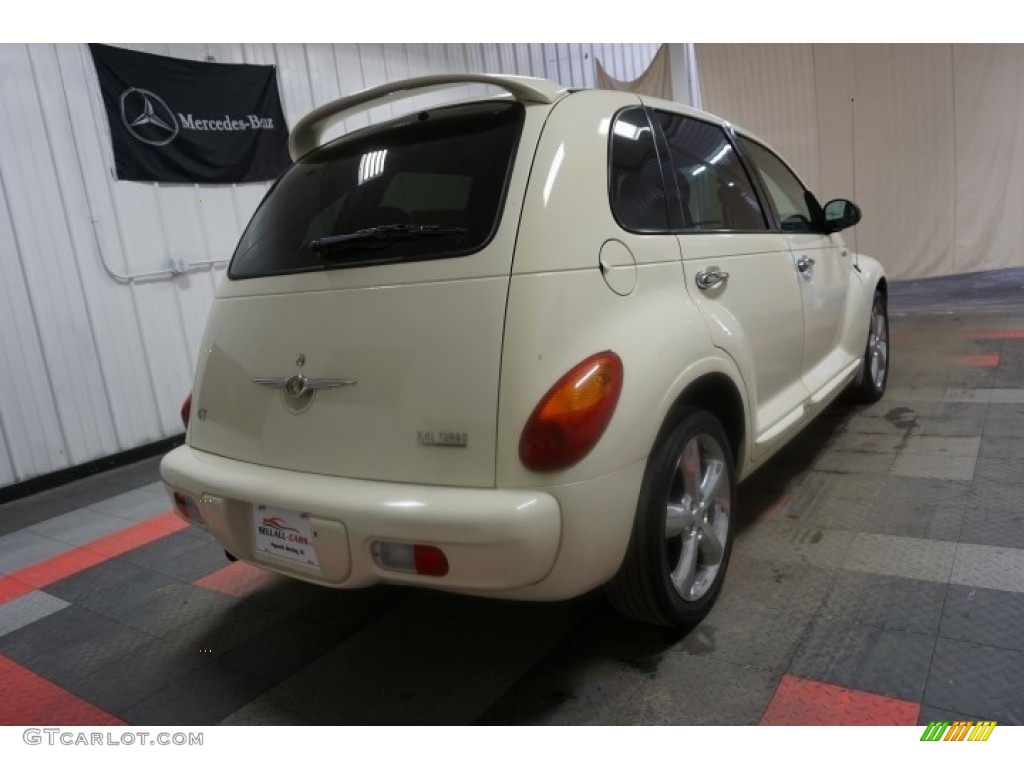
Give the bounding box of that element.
[158,407,855,725]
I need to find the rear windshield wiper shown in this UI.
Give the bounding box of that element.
[308,224,469,255]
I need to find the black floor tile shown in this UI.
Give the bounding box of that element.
[924,638,1024,725]
[917,704,992,727]
[717,558,833,616]
[77,573,238,639]
[72,636,224,715]
[940,585,1024,653]
[220,617,338,684]
[674,597,813,672]
[122,661,268,726]
[788,618,935,702]
[0,606,158,688]
[958,482,1024,549]
[45,558,151,605]
[120,528,229,582]
[0,495,79,531]
[820,571,947,635]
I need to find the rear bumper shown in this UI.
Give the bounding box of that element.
[160,446,562,592]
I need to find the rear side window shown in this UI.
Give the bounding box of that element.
[229,101,524,279]
[655,111,767,232]
[609,107,670,232]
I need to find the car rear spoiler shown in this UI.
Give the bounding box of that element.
[288,74,567,160]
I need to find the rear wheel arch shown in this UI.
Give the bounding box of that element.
[658,372,747,469]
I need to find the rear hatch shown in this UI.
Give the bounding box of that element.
[188,100,535,488]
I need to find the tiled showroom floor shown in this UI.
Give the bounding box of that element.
[1,271,1024,726]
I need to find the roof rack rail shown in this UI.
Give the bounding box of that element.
[288,73,567,160]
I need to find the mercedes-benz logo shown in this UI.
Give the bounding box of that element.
[119,87,179,146]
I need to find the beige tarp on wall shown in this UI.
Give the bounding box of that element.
[596,43,672,100]
[696,43,1024,280]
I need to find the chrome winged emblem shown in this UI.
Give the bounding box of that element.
[253,374,357,397]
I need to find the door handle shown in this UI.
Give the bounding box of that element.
[797,256,815,273]
[696,268,730,290]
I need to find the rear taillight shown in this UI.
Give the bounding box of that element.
[519,351,624,472]
[180,391,193,429]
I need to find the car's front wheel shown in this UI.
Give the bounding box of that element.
[849,288,889,403]
[606,409,736,627]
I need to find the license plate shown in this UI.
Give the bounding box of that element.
[252,504,320,570]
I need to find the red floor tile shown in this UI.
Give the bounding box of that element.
[971,328,1024,340]
[949,354,1000,367]
[0,654,124,726]
[760,674,920,726]
[0,576,34,605]
[195,560,282,598]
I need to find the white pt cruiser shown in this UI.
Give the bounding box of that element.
[161,74,888,627]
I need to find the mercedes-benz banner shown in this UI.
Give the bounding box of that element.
[89,44,290,183]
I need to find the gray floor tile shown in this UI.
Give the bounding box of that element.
[814,450,897,474]
[842,533,956,583]
[0,590,69,638]
[899,435,981,457]
[890,453,978,481]
[951,543,1024,594]
[0,530,73,573]
[26,507,134,546]
[92,488,172,522]
[732,520,855,569]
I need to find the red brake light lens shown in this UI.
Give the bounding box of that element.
[180,391,193,429]
[519,351,624,472]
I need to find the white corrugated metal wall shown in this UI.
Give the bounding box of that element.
[0,42,661,488]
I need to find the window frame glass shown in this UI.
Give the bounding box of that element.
[651,108,770,235]
[735,135,824,234]
[227,100,525,280]
[606,106,672,235]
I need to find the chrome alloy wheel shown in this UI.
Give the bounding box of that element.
[868,296,889,390]
[664,433,731,602]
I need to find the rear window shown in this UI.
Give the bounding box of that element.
[228,101,525,279]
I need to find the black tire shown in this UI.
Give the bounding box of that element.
[605,409,736,627]
[849,288,889,403]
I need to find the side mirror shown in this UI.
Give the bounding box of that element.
[823,199,861,233]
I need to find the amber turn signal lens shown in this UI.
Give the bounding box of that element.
[519,351,624,472]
